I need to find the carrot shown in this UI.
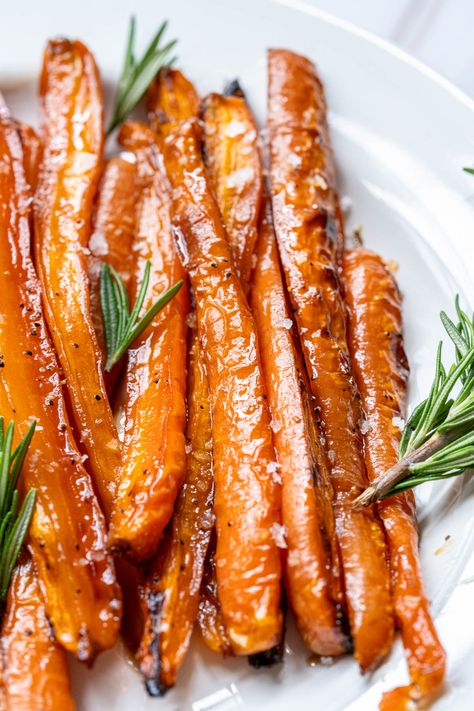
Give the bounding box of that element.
[251,194,348,655]
[134,69,216,692]
[161,119,282,655]
[0,95,121,661]
[88,156,138,360]
[1,556,74,710]
[342,249,446,708]
[107,143,188,563]
[34,39,119,515]
[197,530,233,656]
[201,88,262,288]
[137,329,215,693]
[148,67,200,137]
[268,48,394,671]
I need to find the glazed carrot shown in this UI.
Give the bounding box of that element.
[251,195,348,655]
[148,67,200,137]
[162,119,282,655]
[15,122,41,193]
[88,156,138,358]
[133,70,216,691]
[118,120,158,152]
[34,39,119,515]
[107,143,188,562]
[137,329,215,693]
[0,97,121,660]
[342,249,446,708]
[197,531,233,656]
[201,88,262,288]
[1,556,74,710]
[268,49,393,671]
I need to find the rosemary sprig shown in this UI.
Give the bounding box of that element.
[463,167,474,175]
[107,17,178,135]
[0,418,37,606]
[100,260,183,372]
[354,297,474,506]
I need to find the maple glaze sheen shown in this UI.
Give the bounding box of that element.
[137,330,215,691]
[148,67,200,138]
[252,197,347,656]
[88,156,138,357]
[162,120,282,655]
[108,145,188,563]
[201,93,262,289]
[343,250,446,708]
[197,529,233,655]
[268,49,394,671]
[0,100,121,660]
[34,39,119,515]
[1,557,74,710]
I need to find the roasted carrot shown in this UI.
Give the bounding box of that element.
[0,96,121,661]
[197,530,233,656]
[34,39,119,515]
[343,249,446,708]
[137,329,215,693]
[1,555,74,710]
[88,156,138,359]
[268,49,394,671]
[107,143,188,563]
[201,88,262,288]
[148,67,200,137]
[15,122,41,193]
[162,119,282,655]
[133,70,217,692]
[251,194,348,655]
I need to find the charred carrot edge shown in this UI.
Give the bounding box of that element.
[108,143,188,563]
[34,39,119,516]
[137,329,215,694]
[0,95,121,661]
[1,556,75,710]
[342,249,446,708]
[251,193,348,656]
[148,67,200,137]
[88,156,138,362]
[201,89,262,289]
[162,119,282,655]
[197,529,233,656]
[15,121,41,193]
[268,48,394,671]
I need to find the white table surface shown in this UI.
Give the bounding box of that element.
[304,0,474,99]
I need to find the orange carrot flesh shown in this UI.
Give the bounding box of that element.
[201,92,262,288]
[107,144,188,563]
[342,249,446,708]
[197,530,233,656]
[268,48,394,671]
[88,156,138,358]
[1,557,75,711]
[162,119,282,655]
[251,196,348,656]
[0,97,121,661]
[34,39,119,516]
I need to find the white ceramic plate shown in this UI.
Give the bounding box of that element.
[2,1,474,709]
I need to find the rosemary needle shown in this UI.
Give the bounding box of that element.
[107,17,178,135]
[100,259,183,372]
[0,418,37,607]
[355,297,474,506]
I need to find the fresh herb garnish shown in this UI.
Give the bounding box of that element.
[100,260,183,372]
[107,17,177,135]
[0,418,37,606]
[463,167,474,175]
[355,297,474,505]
